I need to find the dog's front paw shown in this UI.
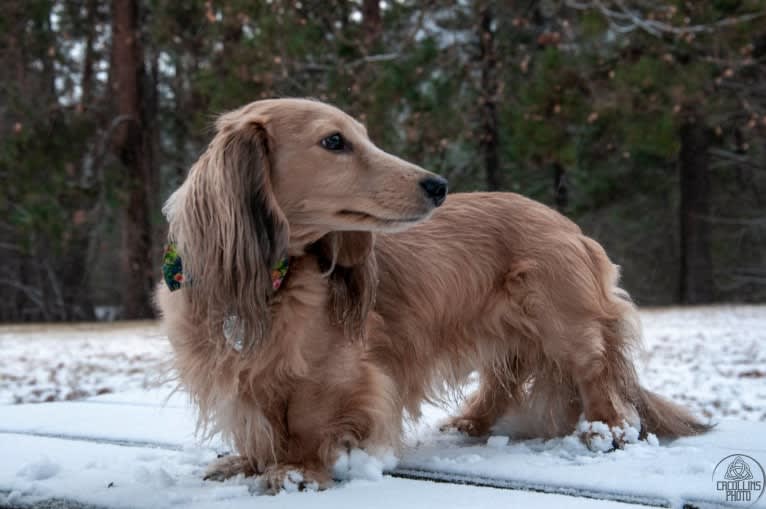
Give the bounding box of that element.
[203,455,257,481]
[439,416,491,437]
[262,464,332,494]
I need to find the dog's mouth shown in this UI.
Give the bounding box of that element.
[336,209,428,226]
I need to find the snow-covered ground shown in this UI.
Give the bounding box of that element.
[2,306,764,421]
[639,306,766,422]
[0,306,764,508]
[0,322,170,405]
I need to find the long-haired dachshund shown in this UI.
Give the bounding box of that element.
[156,98,708,492]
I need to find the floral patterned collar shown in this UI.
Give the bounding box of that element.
[162,242,289,292]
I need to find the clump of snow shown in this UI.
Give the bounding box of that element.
[486,435,510,449]
[430,454,485,468]
[279,469,319,493]
[576,419,614,452]
[333,448,398,481]
[614,423,640,445]
[3,490,22,505]
[166,492,192,505]
[576,417,643,452]
[133,465,176,487]
[208,484,251,500]
[16,456,60,481]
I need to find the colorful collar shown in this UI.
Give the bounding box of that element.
[162,242,289,292]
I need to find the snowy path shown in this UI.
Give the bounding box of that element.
[1,306,765,508]
[0,393,649,509]
[1,389,765,508]
[0,431,639,509]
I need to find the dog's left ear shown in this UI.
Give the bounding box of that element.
[313,232,378,341]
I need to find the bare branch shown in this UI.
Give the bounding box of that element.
[691,213,766,226]
[0,278,50,320]
[565,0,766,37]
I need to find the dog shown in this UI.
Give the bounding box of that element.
[156,98,708,492]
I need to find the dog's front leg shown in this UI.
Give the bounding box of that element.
[262,360,400,494]
[259,389,337,493]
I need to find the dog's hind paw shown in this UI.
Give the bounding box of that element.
[439,416,491,437]
[261,464,332,494]
[577,419,641,452]
[203,455,257,481]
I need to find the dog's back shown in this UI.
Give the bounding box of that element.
[371,192,708,444]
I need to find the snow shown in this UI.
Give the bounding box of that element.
[574,418,643,452]
[16,457,60,481]
[333,448,399,482]
[639,306,766,421]
[485,435,509,449]
[400,407,766,507]
[0,305,765,508]
[0,435,641,509]
[0,322,171,404]
[3,306,764,422]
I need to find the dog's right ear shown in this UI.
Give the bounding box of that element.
[313,231,374,268]
[311,231,378,342]
[168,113,288,347]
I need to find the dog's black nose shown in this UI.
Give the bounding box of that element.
[420,176,448,207]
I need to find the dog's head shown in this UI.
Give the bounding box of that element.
[165,98,447,343]
[215,98,446,244]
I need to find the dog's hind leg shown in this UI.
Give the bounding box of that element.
[555,320,643,449]
[440,363,521,437]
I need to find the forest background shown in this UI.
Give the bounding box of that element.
[1,0,765,321]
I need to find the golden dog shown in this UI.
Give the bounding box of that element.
[156,98,707,492]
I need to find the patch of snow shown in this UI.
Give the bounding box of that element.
[639,306,766,422]
[0,433,649,508]
[577,420,613,452]
[17,456,60,481]
[333,448,398,482]
[133,465,176,487]
[340,449,398,481]
[575,418,642,452]
[209,484,251,499]
[281,470,310,493]
[0,306,764,507]
[486,435,509,449]
[0,322,171,405]
[3,490,22,505]
[2,306,764,425]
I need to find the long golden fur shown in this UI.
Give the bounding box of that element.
[156,98,708,492]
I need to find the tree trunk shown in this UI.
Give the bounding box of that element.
[553,162,568,212]
[111,0,154,318]
[362,0,382,49]
[679,118,714,304]
[81,0,98,108]
[477,4,500,191]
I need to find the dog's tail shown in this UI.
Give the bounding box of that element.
[580,237,712,438]
[635,387,713,437]
[610,289,712,437]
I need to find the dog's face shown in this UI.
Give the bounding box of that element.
[218,99,447,246]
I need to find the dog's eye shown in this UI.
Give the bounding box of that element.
[320,133,346,152]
